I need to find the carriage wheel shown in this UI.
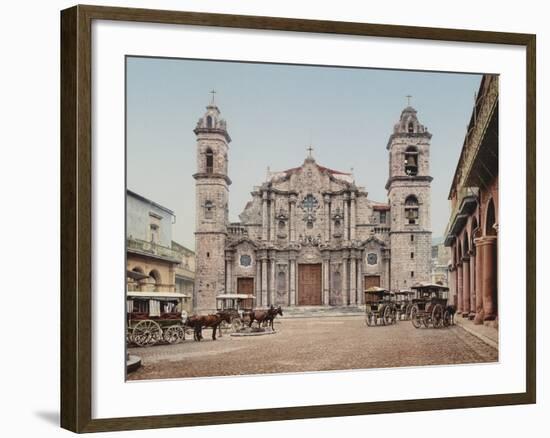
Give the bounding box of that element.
[405,303,413,320]
[411,305,422,329]
[442,310,451,328]
[231,318,243,332]
[383,305,394,325]
[164,325,184,344]
[432,304,444,329]
[132,320,162,347]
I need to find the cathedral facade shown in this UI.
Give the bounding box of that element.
[193,99,433,312]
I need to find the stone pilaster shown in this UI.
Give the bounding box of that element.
[324,194,331,242]
[255,254,261,303]
[350,255,357,305]
[261,256,268,306]
[289,251,297,306]
[322,250,330,305]
[357,252,363,304]
[270,197,276,242]
[344,194,350,241]
[350,192,356,241]
[270,258,276,305]
[262,192,268,241]
[289,194,297,242]
[225,252,233,294]
[342,251,349,305]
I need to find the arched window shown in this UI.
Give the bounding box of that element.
[404,146,418,176]
[205,148,214,174]
[404,195,419,224]
[485,198,497,236]
[408,121,414,133]
[206,115,213,128]
[149,270,161,285]
[204,200,214,219]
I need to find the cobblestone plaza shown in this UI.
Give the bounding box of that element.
[128,316,497,380]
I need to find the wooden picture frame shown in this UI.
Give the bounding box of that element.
[60,4,536,433]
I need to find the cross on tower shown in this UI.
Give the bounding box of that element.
[307,145,314,157]
[209,89,217,103]
[406,94,412,106]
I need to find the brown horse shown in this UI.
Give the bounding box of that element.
[247,305,282,330]
[186,311,231,341]
[264,305,283,330]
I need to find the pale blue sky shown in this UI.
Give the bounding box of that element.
[127,57,481,249]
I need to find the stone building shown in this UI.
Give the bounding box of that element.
[431,239,450,286]
[193,99,433,312]
[172,240,196,304]
[126,190,195,313]
[126,190,180,293]
[444,74,498,326]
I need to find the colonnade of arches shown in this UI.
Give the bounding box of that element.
[451,197,498,324]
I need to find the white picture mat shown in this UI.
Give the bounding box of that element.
[92,20,526,419]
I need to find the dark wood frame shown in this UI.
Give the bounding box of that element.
[61,4,536,433]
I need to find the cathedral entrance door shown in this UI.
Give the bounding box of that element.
[236,277,254,309]
[298,264,322,306]
[364,275,381,290]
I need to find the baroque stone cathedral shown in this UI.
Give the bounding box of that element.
[193,97,433,312]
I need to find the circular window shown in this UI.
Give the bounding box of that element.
[240,254,252,267]
[367,253,378,265]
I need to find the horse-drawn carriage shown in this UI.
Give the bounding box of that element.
[395,290,415,320]
[216,293,256,332]
[364,287,397,326]
[410,283,455,329]
[126,291,191,347]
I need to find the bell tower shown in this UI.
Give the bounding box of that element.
[193,92,231,312]
[386,103,433,290]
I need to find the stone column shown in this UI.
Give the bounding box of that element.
[270,197,276,242]
[270,258,276,305]
[261,257,268,307]
[457,261,463,314]
[261,192,268,241]
[255,255,261,303]
[322,254,330,305]
[474,240,484,324]
[225,253,233,294]
[357,253,363,304]
[476,236,498,321]
[350,255,357,305]
[289,252,297,306]
[344,194,350,241]
[350,192,356,241]
[289,195,297,242]
[342,253,349,305]
[469,251,476,319]
[462,255,470,317]
[324,194,331,242]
